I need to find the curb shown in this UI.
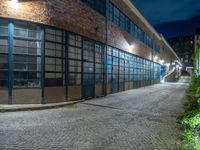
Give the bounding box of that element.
[0,100,85,112]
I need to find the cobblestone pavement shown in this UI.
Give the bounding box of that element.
[0,81,189,150]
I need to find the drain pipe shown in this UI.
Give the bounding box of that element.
[104,0,109,96]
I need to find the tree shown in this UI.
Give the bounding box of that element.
[193,44,200,77]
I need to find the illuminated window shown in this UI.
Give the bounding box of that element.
[13,21,42,88]
[68,34,82,85]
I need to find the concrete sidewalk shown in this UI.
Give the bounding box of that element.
[0,100,84,112]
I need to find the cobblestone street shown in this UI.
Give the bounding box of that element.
[0,82,188,150]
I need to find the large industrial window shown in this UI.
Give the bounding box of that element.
[0,19,8,87]
[45,28,65,86]
[68,34,82,85]
[108,2,114,22]
[83,40,95,87]
[125,54,130,82]
[154,63,160,80]
[106,46,156,90]
[119,12,126,31]
[112,48,119,92]
[125,17,130,33]
[145,60,151,81]
[95,44,104,84]
[137,58,142,81]
[119,51,125,91]
[13,21,42,88]
[129,56,134,82]
[130,22,135,37]
[107,47,112,84]
[113,7,120,26]
[109,2,160,52]
[133,57,139,81]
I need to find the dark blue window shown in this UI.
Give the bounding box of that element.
[119,12,126,30]
[125,17,130,33]
[81,0,106,15]
[109,2,114,21]
[108,2,160,52]
[68,34,82,85]
[0,19,8,87]
[45,28,65,86]
[113,7,120,26]
[13,21,42,88]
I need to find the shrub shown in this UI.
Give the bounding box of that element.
[179,77,200,150]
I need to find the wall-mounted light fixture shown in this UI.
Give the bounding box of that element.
[127,43,136,52]
[165,63,170,67]
[130,44,135,49]
[153,56,158,62]
[10,0,19,8]
[159,60,164,65]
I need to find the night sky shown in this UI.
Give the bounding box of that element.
[131,0,200,38]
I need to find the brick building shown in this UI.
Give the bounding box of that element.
[0,0,180,104]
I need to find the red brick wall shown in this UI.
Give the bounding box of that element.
[0,0,176,61]
[0,0,105,43]
[108,22,152,60]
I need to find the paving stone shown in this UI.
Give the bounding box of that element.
[0,81,189,150]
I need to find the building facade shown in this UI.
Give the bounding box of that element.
[168,36,194,68]
[0,0,180,104]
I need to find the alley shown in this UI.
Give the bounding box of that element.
[0,81,189,150]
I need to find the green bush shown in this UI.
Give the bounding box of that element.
[179,77,200,150]
[180,130,200,150]
[181,110,200,129]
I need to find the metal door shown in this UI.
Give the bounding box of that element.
[83,40,94,99]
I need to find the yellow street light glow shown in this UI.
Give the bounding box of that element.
[10,0,19,8]
[153,56,158,62]
[159,60,164,65]
[127,43,136,52]
[130,44,135,49]
[12,0,18,2]
[165,63,170,67]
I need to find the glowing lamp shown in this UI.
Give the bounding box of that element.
[159,60,164,65]
[153,56,158,62]
[12,0,18,2]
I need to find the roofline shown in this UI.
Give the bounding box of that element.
[123,0,161,40]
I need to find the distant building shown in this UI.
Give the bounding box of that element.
[195,28,200,52]
[168,36,194,68]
